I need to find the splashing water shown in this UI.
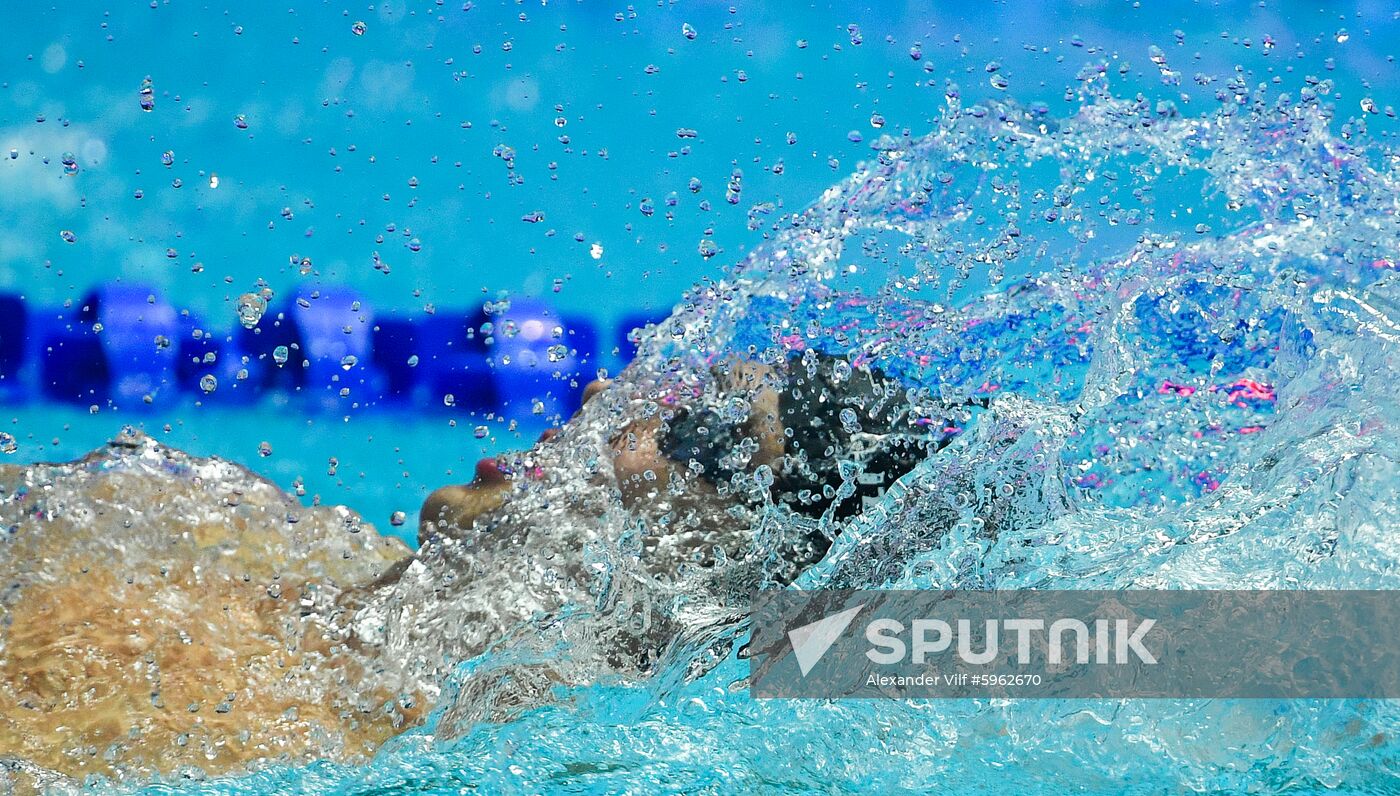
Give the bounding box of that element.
[5,88,1400,793]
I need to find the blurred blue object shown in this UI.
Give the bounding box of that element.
[7,287,663,413]
[290,288,383,411]
[37,285,178,407]
[488,298,580,421]
[370,312,421,403]
[560,313,600,404]
[419,310,497,413]
[37,303,108,406]
[177,314,256,403]
[233,303,304,395]
[0,294,27,401]
[90,284,179,408]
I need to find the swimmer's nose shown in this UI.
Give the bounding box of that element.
[474,457,507,484]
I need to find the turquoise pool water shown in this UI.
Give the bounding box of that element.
[5,2,1400,793]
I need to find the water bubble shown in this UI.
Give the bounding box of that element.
[258,441,273,457]
[340,355,358,371]
[1336,28,1349,43]
[1361,98,1379,115]
[273,345,289,365]
[443,394,456,407]
[233,114,248,130]
[139,76,154,111]
[681,22,696,40]
[60,152,78,175]
[199,374,218,393]
[407,354,419,367]
[59,230,76,243]
[0,432,16,454]
[161,150,174,167]
[839,407,861,433]
[351,20,367,36]
[989,74,1010,91]
[236,293,268,329]
[389,511,407,527]
[473,425,490,439]
[869,113,885,129]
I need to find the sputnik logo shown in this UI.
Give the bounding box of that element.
[788,603,867,676]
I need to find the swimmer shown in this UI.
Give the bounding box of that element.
[418,352,962,573]
[0,351,966,785]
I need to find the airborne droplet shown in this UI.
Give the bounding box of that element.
[236,293,268,329]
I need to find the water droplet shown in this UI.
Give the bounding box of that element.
[139,76,155,111]
[236,293,267,329]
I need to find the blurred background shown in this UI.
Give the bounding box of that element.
[2,1,1397,542]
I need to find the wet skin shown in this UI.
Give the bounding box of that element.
[419,363,785,546]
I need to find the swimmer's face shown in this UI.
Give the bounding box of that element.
[418,378,613,545]
[418,362,788,545]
